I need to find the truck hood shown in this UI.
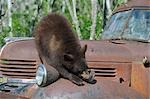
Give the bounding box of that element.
[81,40,150,63]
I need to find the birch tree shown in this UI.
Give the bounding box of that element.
[90,0,98,40]
[0,0,5,34]
[72,0,81,39]
[106,0,112,18]
[7,0,13,37]
[124,0,128,3]
[62,0,66,13]
[103,0,114,28]
[65,0,81,39]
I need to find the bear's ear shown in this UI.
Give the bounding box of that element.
[64,54,74,61]
[82,44,87,54]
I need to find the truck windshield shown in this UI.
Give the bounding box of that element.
[102,9,150,42]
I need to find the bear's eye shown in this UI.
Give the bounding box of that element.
[64,54,74,62]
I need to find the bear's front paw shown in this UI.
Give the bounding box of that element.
[71,75,84,86]
[86,79,97,84]
[81,69,97,84]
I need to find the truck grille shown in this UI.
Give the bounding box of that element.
[92,67,117,77]
[0,59,37,79]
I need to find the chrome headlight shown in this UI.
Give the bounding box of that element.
[36,64,47,86]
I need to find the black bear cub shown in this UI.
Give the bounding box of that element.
[34,13,96,86]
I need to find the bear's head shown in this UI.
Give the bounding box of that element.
[63,44,88,76]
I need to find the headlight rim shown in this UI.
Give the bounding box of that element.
[36,64,47,86]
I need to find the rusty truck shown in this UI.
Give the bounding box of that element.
[0,0,149,98]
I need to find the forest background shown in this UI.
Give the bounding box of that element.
[0,0,127,47]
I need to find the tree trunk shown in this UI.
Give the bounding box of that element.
[90,0,98,40]
[72,0,81,39]
[103,0,107,28]
[62,0,66,13]
[106,0,112,18]
[7,0,13,37]
[0,0,4,34]
[65,0,81,39]
[124,0,128,3]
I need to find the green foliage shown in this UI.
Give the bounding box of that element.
[12,13,31,37]
[112,0,126,10]
[0,0,126,48]
[77,0,91,39]
[0,30,9,47]
[79,15,91,39]
[42,0,49,15]
[95,12,103,40]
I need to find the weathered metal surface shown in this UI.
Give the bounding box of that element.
[81,40,150,62]
[81,40,132,62]
[32,79,146,99]
[0,39,39,61]
[0,39,149,98]
[0,40,40,79]
[0,92,29,99]
[114,0,150,14]
[131,62,150,97]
